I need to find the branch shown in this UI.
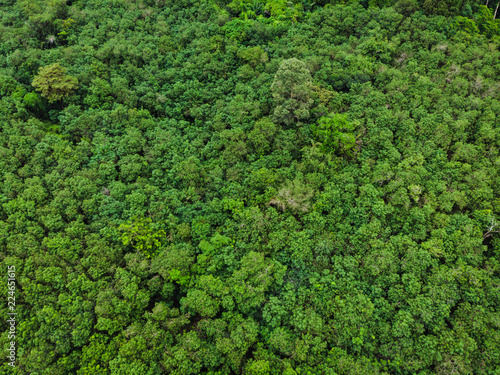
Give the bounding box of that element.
[483,217,500,239]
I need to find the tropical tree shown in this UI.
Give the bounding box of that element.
[271,58,313,125]
[32,63,78,103]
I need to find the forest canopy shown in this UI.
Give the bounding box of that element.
[1,0,500,374]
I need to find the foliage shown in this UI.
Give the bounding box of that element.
[269,178,315,213]
[31,63,78,103]
[271,58,313,125]
[1,0,500,374]
[312,113,356,154]
[119,217,166,258]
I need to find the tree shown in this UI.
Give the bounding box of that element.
[312,113,356,155]
[32,63,78,102]
[269,179,315,213]
[271,58,313,125]
[119,217,166,258]
[237,46,268,67]
[248,117,279,155]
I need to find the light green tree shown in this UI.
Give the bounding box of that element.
[271,58,313,125]
[32,63,78,102]
[119,217,165,258]
[312,113,356,154]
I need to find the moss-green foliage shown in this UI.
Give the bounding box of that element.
[1,0,500,374]
[32,63,78,102]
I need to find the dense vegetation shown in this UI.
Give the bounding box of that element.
[1,0,500,373]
